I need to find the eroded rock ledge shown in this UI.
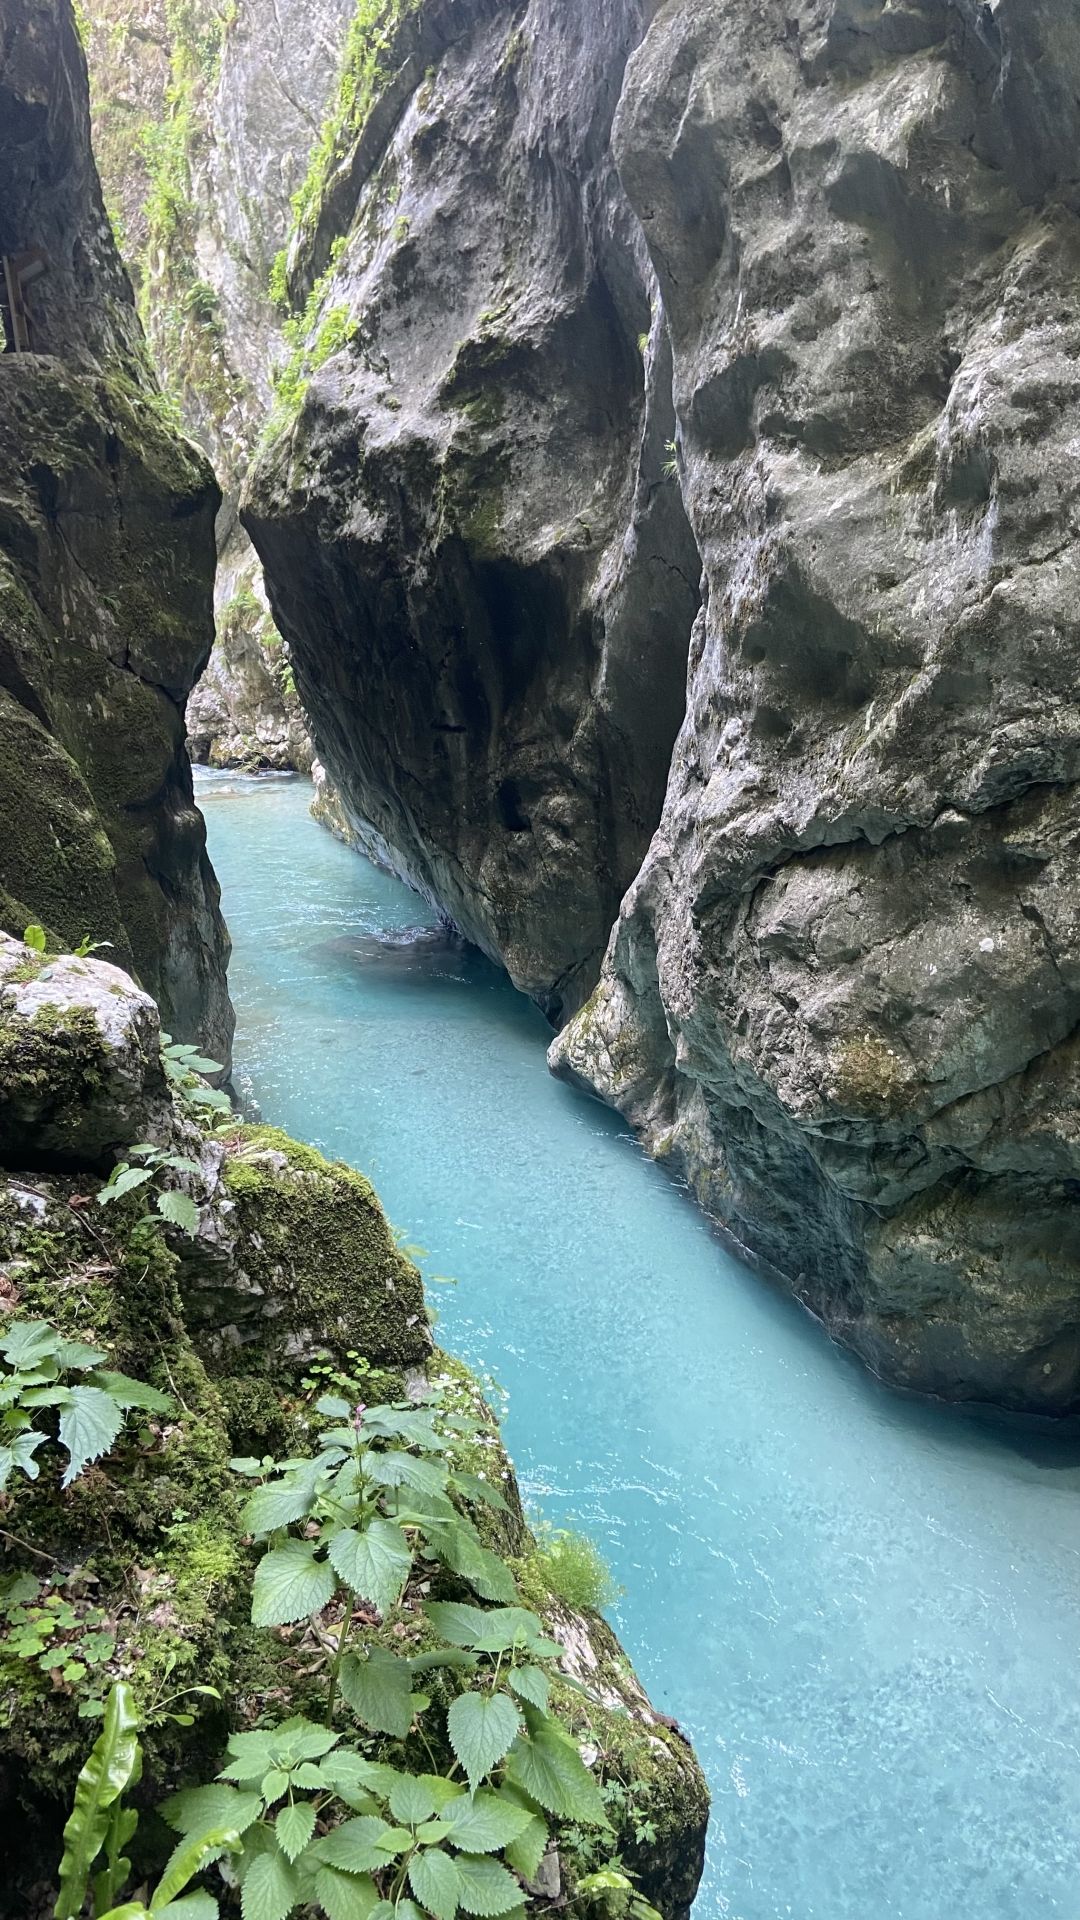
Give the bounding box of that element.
[554,0,1080,1411]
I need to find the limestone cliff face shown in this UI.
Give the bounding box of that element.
[243,0,701,1018]
[0,0,231,1056]
[554,0,1080,1411]
[83,0,349,769]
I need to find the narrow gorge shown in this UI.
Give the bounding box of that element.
[2,0,1080,1916]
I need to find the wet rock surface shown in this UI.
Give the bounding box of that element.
[555,0,1080,1409]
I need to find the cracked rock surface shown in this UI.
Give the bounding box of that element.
[553,0,1080,1410]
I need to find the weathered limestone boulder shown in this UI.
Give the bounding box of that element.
[554,0,1080,1410]
[0,933,170,1167]
[244,0,701,1019]
[0,0,231,1057]
[186,541,313,771]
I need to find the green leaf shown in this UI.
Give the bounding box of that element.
[447,1692,520,1792]
[312,1816,406,1874]
[408,1647,479,1680]
[55,1682,142,1919]
[315,1394,352,1419]
[58,1385,125,1486]
[422,1603,491,1649]
[152,1826,240,1909]
[276,1803,317,1863]
[239,1847,299,1920]
[156,1190,200,1237]
[502,1811,548,1883]
[241,1469,324,1535]
[438,1790,533,1855]
[88,1370,173,1413]
[0,1319,58,1368]
[155,1897,220,1920]
[317,1753,400,1804]
[23,921,47,951]
[388,1775,441,1827]
[365,1451,449,1498]
[449,1472,509,1515]
[429,1528,517,1605]
[504,1722,609,1827]
[53,1337,109,1370]
[338,1649,422,1738]
[507,1666,550,1713]
[99,1166,154,1203]
[452,1855,522,1918]
[313,1867,380,1920]
[408,1847,461,1920]
[251,1541,336,1626]
[163,1784,263,1838]
[328,1517,411,1613]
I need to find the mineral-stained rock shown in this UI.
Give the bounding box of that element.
[553,0,1080,1410]
[244,0,701,1019]
[186,534,314,772]
[0,0,231,1057]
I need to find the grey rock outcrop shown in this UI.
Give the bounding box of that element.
[553,0,1080,1410]
[243,0,701,1019]
[0,0,231,1057]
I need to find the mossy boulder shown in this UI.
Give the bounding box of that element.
[0,933,170,1168]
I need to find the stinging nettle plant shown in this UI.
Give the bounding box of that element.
[0,1319,172,1492]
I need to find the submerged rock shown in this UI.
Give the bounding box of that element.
[0,0,231,1059]
[243,0,701,1020]
[555,0,1080,1411]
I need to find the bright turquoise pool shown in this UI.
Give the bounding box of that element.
[198,768,1080,1920]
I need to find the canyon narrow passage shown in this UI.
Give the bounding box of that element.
[201,770,1080,1920]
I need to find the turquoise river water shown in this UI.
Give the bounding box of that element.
[198,769,1080,1920]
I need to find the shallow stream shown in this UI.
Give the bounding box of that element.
[199,769,1080,1920]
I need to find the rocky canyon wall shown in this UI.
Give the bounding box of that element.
[553,0,1080,1411]
[0,0,231,1055]
[243,0,701,1018]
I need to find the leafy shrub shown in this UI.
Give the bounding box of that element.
[0,1319,172,1492]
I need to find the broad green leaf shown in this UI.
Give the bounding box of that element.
[365,1451,449,1498]
[388,1774,441,1827]
[450,1472,509,1515]
[23,921,47,951]
[156,1190,200,1237]
[0,1427,45,1486]
[275,1802,317,1863]
[155,1897,220,1920]
[313,1866,380,1920]
[452,1854,522,1918]
[270,1717,343,1763]
[438,1790,533,1855]
[1,1319,58,1368]
[312,1815,406,1873]
[242,1469,324,1535]
[429,1528,517,1605]
[408,1648,479,1679]
[408,1847,461,1920]
[98,1166,153,1202]
[239,1846,299,1920]
[317,1752,401,1803]
[421,1602,490,1649]
[502,1810,548,1883]
[338,1649,421,1738]
[328,1517,411,1613]
[53,1337,109,1370]
[163,1783,263,1838]
[504,1722,609,1827]
[251,1541,336,1626]
[88,1370,172,1413]
[315,1394,352,1419]
[55,1682,142,1919]
[447,1691,520,1792]
[507,1666,549,1713]
[152,1826,240,1909]
[59,1385,125,1486]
